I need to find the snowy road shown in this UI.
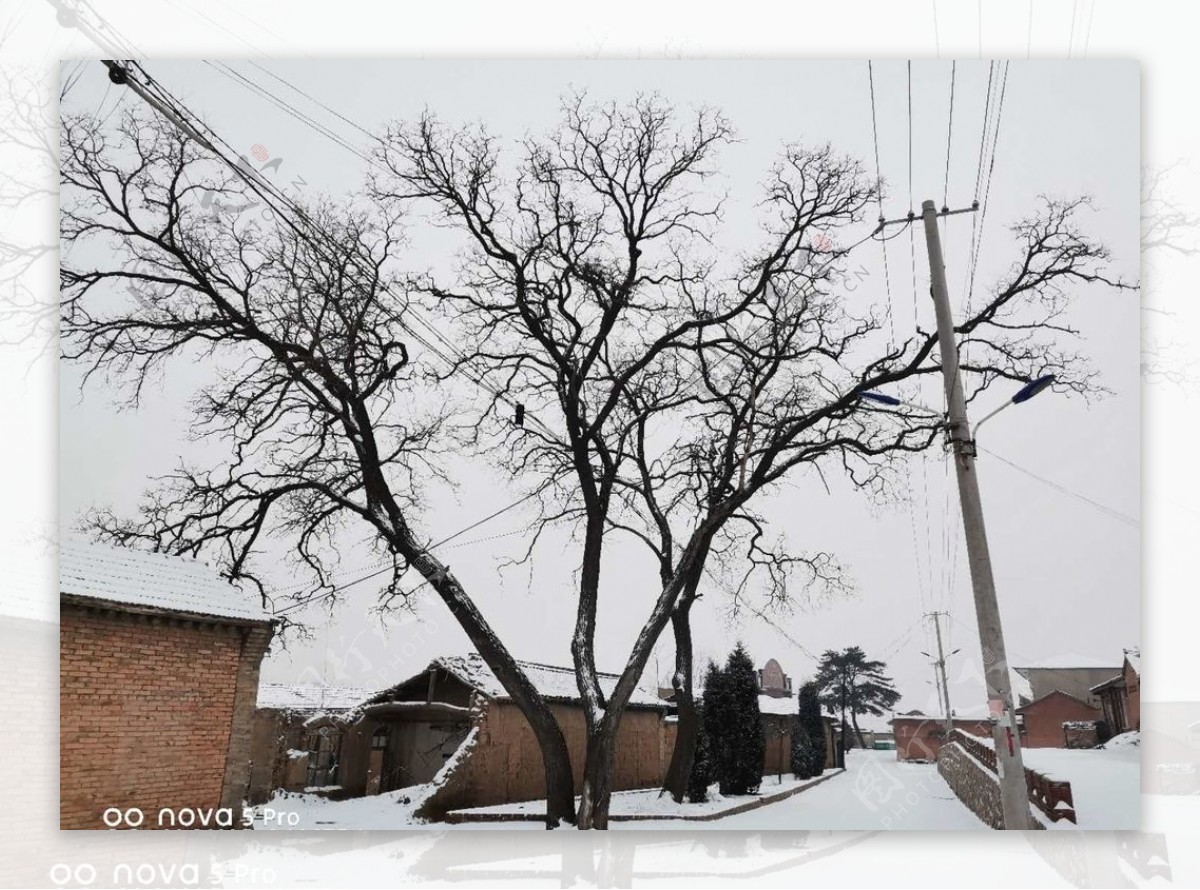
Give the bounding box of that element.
[256,749,990,831]
[628,749,988,831]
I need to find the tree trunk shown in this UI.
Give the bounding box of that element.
[349,404,577,824]
[408,541,576,825]
[575,528,718,828]
[659,546,710,803]
[851,713,866,750]
[662,602,697,803]
[839,681,849,759]
[577,720,618,829]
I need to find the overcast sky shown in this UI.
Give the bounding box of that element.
[59,60,1139,722]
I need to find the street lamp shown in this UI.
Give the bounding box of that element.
[971,374,1056,440]
[858,391,940,415]
[861,374,1057,439]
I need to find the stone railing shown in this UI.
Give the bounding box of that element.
[947,729,1076,825]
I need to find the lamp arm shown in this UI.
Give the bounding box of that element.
[971,400,1014,441]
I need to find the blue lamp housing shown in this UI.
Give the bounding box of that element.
[859,391,901,406]
[1011,374,1056,404]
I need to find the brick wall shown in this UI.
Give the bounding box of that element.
[60,603,271,829]
[420,699,670,816]
[893,717,995,762]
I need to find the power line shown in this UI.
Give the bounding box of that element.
[976,445,1140,529]
[942,61,957,211]
[867,61,897,346]
[271,485,558,616]
[109,60,563,445]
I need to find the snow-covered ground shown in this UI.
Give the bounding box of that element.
[248,744,1137,831]
[450,771,837,821]
[258,749,985,830]
[1021,741,1141,830]
[250,788,437,830]
[712,749,987,831]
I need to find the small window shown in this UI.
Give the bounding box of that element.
[371,726,389,750]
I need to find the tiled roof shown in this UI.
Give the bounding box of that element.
[60,540,271,623]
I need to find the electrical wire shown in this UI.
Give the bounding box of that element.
[118,60,563,446]
[867,61,897,346]
[942,61,956,211]
[976,445,1140,528]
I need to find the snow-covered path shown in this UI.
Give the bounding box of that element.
[675,749,988,831]
[254,749,990,830]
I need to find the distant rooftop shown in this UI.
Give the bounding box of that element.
[60,540,271,623]
[258,683,374,712]
[1014,654,1122,671]
[378,653,668,710]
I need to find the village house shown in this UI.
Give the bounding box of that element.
[247,683,373,804]
[249,654,672,816]
[1012,656,1123,708]
[1091,647,1141,738]
[1016,690,1103,748]
[755,658,840,777]
[890,712,1013,762]
[60,541,275,829]
[250,654,840,815]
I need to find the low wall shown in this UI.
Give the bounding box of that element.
[937,742,1005,829]
[937,741,1046,830]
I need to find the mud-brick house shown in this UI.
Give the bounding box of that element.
[1092,647,1142,737]
[346,655,672,815]
[247,684,373,804]
[60,541,274,829]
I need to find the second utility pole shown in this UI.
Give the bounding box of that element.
[926,610,953,735]
[921,198,1032,830]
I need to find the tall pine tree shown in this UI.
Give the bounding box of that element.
[719,643,766,795]
[813,647,900,753]
[790,681,827,779]
[696,660,727,801]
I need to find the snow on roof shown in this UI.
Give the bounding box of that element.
[1011,669,1033,704]
[60,540,271,623]
[258,683,374,712]
[757,694,797,716]
[417,653,668,710]
[1014,654,1122,671]
[1089,673,1125,693]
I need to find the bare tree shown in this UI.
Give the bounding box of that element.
[373,95,1131,827]
[650,192,1133,801]
[58,110,578,826]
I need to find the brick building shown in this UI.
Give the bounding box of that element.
[1016,690,1103,748]
[60,541,274,829]
[891,713,1012,762]
[1012,657,1123,708]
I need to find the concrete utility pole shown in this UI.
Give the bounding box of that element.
[924,611,954,735]
[920,199,1032,830]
